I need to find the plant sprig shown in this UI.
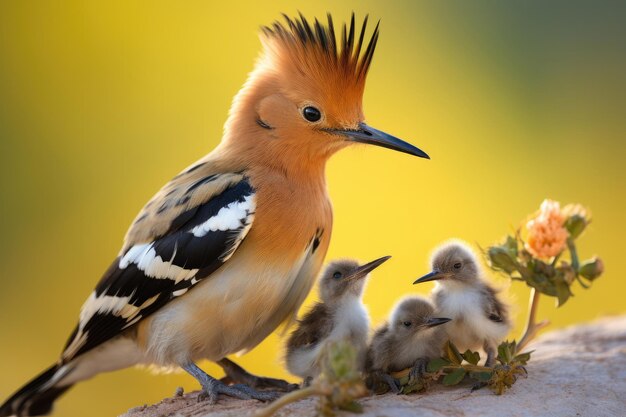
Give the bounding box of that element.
[387,340,531,396]
[255,341,367,417]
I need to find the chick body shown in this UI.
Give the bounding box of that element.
[415,240,512,365]
[285,257,389,381]
[367,296,449,374]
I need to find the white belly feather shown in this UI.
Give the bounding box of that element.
[287,298,369,379]
[434,284,508,352]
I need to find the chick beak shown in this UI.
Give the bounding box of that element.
[413,270,445,285]
[346,255,392,281]
[424,317,452,328]
[330,122,430,159]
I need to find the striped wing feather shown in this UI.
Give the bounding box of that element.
[62,172,255,362]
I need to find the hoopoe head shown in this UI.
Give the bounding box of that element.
[221,13,428,173]
[414,240,481,287]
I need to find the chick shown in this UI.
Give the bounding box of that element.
[285,256,390,383]
[366,296,450,393]
[414,240,511,366]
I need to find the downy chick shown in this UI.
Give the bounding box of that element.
[285,256,390,383]
[414,240,511,366]
[366,296,450,393]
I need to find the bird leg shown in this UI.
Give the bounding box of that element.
[408,357,429,384]
[471,343,497,391]
[182,362,280,404]
[217,358,298,392]
[369,370,401,394]
[483,342,496,368]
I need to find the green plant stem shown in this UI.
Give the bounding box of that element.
[567,237,579,271]
[254,386,320,417]
[518,288,550,351]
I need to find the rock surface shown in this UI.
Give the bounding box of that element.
[122,316,626,417]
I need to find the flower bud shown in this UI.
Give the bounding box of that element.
[578,257,604,281]
[488,246,518,273]
[565,214,587,239]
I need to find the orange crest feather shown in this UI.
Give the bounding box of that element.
[258,13,380,111]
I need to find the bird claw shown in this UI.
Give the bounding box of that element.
[218,358,299,392]
[408,357,428,383]
[198,380,280,404]
[380,372,401,394]
[366,370,401,394]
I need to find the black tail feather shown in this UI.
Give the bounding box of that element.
[0,364,73,417]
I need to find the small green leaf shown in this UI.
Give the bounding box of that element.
[442,368,466,385]
[504,235,519,256]
[427,358,450,372]
[445,341,463,365]
[462,349,480,365]
[497,342,512,364]
[554,279,572,307]
[470,371,493,382]
[514,351,533,364]
[487,246,518,273]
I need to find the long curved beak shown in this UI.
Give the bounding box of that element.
[330,123,430,159]
[413,270,444,285]
[424,317,452,328]
[346,255,392,281]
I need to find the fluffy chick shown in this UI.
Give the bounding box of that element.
[366,296,450,393]
[414,240,512,366]
[285,256,390,383]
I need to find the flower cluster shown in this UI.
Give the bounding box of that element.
[487,199,603,306]
[525,199,568,259]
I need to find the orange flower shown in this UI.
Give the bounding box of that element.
[525,199,568,259]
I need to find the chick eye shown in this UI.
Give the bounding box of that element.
[453,262,462,269]
[302,106,322,122]
[403,321,412,327]
[333,271,342,279]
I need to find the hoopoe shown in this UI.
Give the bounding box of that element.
[1,13,429,416]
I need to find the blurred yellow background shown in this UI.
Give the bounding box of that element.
[1,1,625,416]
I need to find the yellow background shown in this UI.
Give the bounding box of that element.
[1,1,624,416]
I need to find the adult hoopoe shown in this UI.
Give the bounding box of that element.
[1,13,429,416]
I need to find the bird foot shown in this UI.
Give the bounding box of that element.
[218,358,299,392]
[183,362,281,405]
[197,381,280,404]
[408,357,429,384]
[368,371,401,394]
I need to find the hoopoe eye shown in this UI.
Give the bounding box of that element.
[333,271,342,279]
[403,321,412,327]
[302,106,322,122]
[453,262,462,269]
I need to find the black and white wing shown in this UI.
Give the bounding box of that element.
[62,172,255,362]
